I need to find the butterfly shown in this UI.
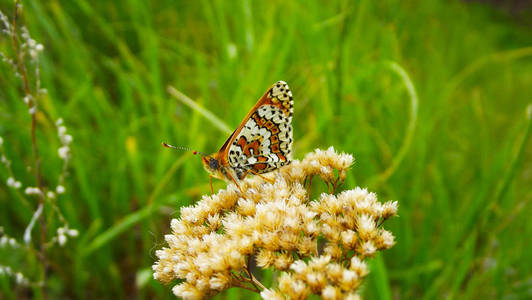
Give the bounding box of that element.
[164,81,293,192]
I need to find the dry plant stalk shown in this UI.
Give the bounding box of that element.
[153,147,398,299]
[1,2,76,296]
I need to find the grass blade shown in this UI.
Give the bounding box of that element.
[167,85,232,134]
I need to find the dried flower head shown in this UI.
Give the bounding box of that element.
[153,147,398,299]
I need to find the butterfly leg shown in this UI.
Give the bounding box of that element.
[209,175,214,195]
[225,171,244,195]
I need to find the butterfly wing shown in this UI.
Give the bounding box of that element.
[219,81,293,179]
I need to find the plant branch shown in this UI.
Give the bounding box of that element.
[244,256,263,291]
[10,1,47,298]
[231,279,260,293]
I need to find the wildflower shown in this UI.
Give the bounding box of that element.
[58,125,67,136]
[62,134,73,145]
[56,185,65,194]
[67,229,79,237]
[6,177,21,189]
[376,229,395,249]
[56,226,77,246]
[24,187,42,196]
[382,201,398,219]
[153,148,397,299]
[15,272,25,284]
[260,289,285,300]
[58,232,66,246]
[0,232,18,249]
[58,146,70,159]
[0,11,12,34]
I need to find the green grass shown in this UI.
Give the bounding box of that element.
[1,0,531,299]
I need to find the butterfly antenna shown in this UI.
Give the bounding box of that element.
[162,142,206,156]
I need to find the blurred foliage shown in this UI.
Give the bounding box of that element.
[0,0,531,299]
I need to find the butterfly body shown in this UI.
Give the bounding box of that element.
[201,81,294,184]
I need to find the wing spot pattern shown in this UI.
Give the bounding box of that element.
[221,81,294,179]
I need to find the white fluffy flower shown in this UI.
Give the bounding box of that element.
[56,185,65,194]
[58,146,70,159]
[24,187,42,195]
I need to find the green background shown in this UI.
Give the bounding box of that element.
[1,0,531,299]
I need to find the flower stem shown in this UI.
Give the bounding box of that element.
[231,280,260,293]
[244,255,266,291]
[11,2,47,298]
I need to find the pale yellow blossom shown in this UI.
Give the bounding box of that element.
[153,148,397,299]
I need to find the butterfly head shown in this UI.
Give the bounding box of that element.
[201,153,227,180]
[201,155,218,170]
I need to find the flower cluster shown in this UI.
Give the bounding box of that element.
[0,227,31,286]
[0,265,30,286]
[20,26,44,60]
[6,176,21,189]
[54,118,72,196]
[0,227,18,249]
[153,147,398,299]
[56,118,73,160]
[55,225,79,246]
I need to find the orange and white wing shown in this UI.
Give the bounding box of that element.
[222,81,293,179]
